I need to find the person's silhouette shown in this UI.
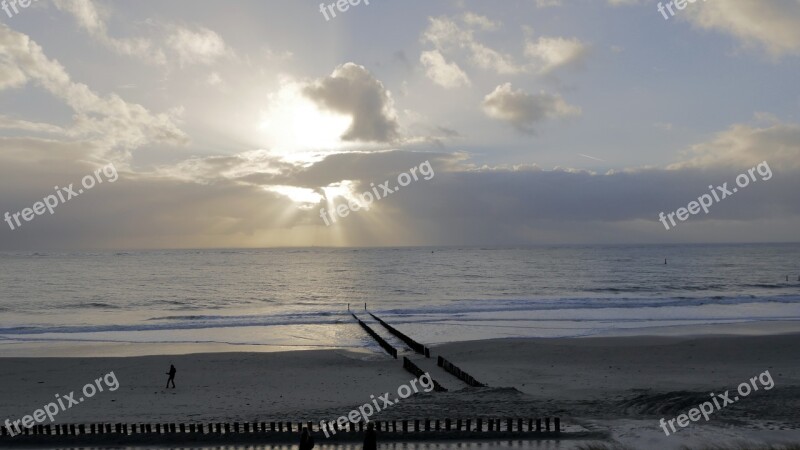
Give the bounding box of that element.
[363,422,377,450]
[165,364,176,388]
[299,427,315,450]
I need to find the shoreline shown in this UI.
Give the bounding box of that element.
[1,319,798,358]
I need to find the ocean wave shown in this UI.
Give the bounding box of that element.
[2,295,798,337]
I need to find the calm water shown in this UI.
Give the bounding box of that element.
[1,244,799,355]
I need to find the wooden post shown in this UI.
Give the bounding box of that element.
[518,418,523,433]
[425,419,430,431]
[179,423,185,433]
[466,419,471,432]
[456,419,462,431]
[131,424,136,434]
[402,420,408,433]
[224,423,230,434]
[393,420,397,432]
[308,421,313,432]
[536,418,541,432]
[435,419,440,431]
[270,422,276,432]
[277,422,282,433]
[115,423,121,434]
[507,418,512,432]
[155,423,161,434]
[445,418,451,431]
[359,421,364,432]
[146,424,152,434]
[545,417,550,432]
[476,418,482,432]
[554,417,560,434]
[414,419,420,432]
[234,422,239,433]
[349,422,355,432]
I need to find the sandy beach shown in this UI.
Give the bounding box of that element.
[1,322,799,449]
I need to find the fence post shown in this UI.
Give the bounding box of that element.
[554,417,560,434]
[545,418,551,432]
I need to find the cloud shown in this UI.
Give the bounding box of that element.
[0,60,27,90]
[302,63,400,143]
[525,36,589,73]
[167,26,228,66]
[669,121,800,171]
[54,0,229,66]
[420,50,471,88]
[482,83,581,134]
[686,0,800,58]
[422,15,524,75]
[534,0,563,7]
[0,24,188,153]
[462,12,501,31]
[53,0,166,64]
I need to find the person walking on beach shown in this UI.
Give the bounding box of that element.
[299,427,315,450]
[363,422,377,450]
[165,364,176,388]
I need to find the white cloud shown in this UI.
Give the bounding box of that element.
[525,36,589,73]
[687,0,800,58]
[420,50,471,88]
[462,12,501,31]
[669,121,800,170]
[483,83,581,134]
[0,24,188,153]
[53,0,166,64]
[422,16,525,75]
[167,26,228,66]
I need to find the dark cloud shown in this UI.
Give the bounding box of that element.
[303,63,400,143]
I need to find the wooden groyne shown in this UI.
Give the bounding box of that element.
[370,312,430,357]
[438,356,486,387]
[351,313,398,358]
[402,357,447,392]
[0,417,586,446]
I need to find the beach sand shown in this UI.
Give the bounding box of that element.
[0,322,799,449]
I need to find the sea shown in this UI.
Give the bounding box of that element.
[1,244,799,357]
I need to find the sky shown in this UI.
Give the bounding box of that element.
[0,0,799,249]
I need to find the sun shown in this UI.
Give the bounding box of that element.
[258,81,352,159]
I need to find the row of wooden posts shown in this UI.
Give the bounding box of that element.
[370,313,430,357]
[0,418,561,438]
[351,312,398,358]
[437,356,486,388]
[402,357,448,392]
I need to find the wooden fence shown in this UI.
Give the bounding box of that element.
[351,313,397,358]
[437,356,486,387]
[402,357,447,392]
[369,313,430,357]
[0,417,561,438]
